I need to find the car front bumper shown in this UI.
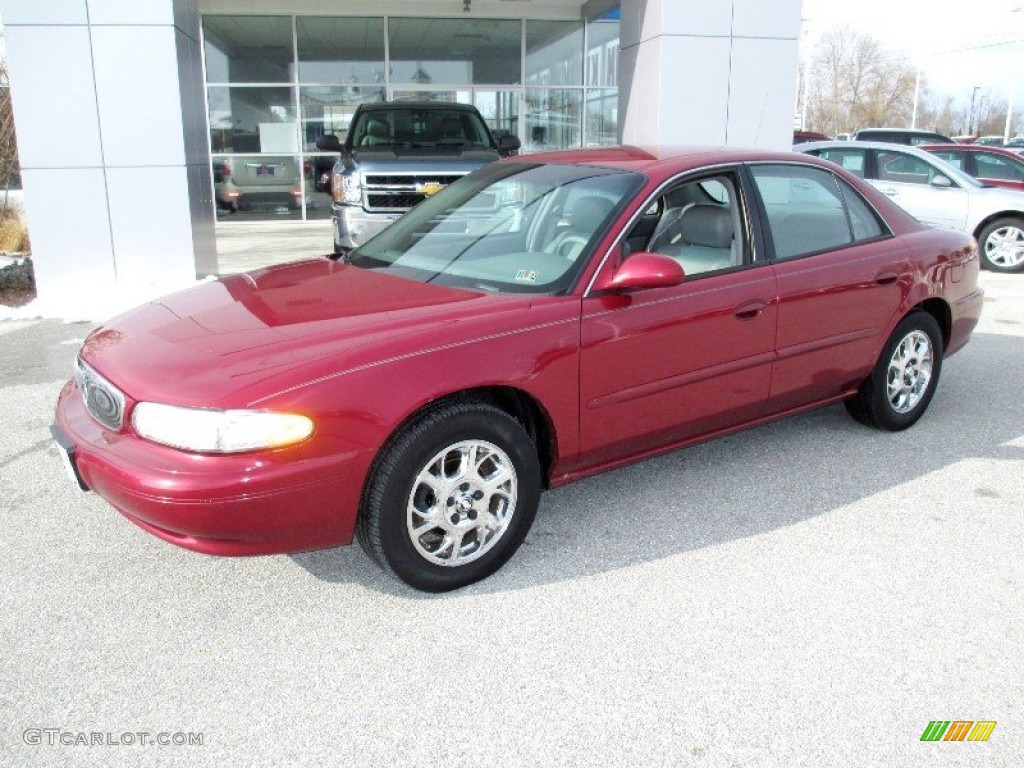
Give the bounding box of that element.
[331,204,402,251]
[54,380,368,556]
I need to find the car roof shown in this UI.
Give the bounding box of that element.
[356,101,480,113]
[919,143,1024,158]
[507,145,839,175]
[855,127,950,136]
[798,140,940,157]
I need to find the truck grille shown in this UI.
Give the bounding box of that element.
[74,357,125,431]
[363,173,466,213]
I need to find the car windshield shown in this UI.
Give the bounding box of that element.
[349,162,643,294]
[350,107,494,149]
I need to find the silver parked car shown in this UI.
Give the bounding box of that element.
[798,141,1024,273]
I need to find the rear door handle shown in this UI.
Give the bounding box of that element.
[734,300,767,320]
[875,271,899,285]
[880,188,898,197]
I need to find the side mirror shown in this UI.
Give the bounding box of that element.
[316,134,343,153]
[931,174,953,188]
[591,252,686,293]
[497,135,521,157]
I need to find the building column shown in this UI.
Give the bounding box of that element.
[0,0,215,319]
[618,0,801,148]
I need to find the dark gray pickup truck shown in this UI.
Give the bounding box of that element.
[317,101,520,254]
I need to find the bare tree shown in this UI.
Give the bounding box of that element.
[805,25,920,135]
[0,40,21,214]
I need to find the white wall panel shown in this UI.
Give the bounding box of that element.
[91,26,187,167]
[19,168,117,309]
[87,0,175,26]
[105,166,197,289]
[731,0,802,40]
[727,38,800,148]
[3,26,103,169]
[0,0,87,25]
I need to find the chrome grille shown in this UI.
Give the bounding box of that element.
[362,173,466,212]
[74,357,125,431]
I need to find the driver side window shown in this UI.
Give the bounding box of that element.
[639,174,747,277]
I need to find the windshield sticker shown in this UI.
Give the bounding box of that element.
[514,269,539,283]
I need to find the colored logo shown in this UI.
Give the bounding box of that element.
[920,721,997,742]
[416,182,445,197]
[514,269,539,283]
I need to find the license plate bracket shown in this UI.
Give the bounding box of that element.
[50,425,90,491]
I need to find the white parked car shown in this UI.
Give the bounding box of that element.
[797,141,1024,273]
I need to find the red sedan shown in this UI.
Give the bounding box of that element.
[921,143,1024,191]
[53,147,983,591]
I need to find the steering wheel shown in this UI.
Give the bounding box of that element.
[549,234,590,261]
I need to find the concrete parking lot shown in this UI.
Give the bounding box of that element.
[1,272,1021,767]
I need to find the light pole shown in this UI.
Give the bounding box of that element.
[970,85,981,135]
[1006,6,1023,143]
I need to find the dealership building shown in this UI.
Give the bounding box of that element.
[1,0,800,317]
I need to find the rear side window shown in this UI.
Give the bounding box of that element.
[837,178,884,240]
[976,152,1024,181]
[930,150,964,170]
[750,165,884,260]
[876,150,937,185]
[813,148,867,178]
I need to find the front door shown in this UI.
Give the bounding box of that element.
[577,170,776,471]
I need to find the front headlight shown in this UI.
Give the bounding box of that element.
[334,171,361,204]
[132,403,314,453]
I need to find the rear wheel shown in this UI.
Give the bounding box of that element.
[845,312,943,431]
[357,401,541,592]
[978,217,1024,272]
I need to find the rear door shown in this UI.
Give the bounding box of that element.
[870,148,969,230]
[747,163,906,413]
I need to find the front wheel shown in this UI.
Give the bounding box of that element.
[978,217,1024,273]
[845,312,943,431]
[357,401,541,592]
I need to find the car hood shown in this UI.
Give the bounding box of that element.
[349,147,500,173]
[79,259,530,408]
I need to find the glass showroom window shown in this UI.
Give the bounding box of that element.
[296,17,387,220]
[204,16,294,84]
[202,13,619,219]
[388,18,521,86]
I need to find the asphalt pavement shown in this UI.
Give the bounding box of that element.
[1,272,1021,767]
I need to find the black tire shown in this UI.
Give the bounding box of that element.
[977,217,1024,273]
[357,401,542,592]
[845,311,943,431]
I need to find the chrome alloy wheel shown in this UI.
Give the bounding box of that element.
[984,225,1024,268]
[886,330,934,414]
[407,440,518,567]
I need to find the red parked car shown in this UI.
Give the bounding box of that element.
[921,143,1024,191]
[53,147,983,591]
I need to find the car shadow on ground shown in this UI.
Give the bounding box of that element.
[290,330,1024,597]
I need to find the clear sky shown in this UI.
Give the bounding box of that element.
[801,0,1024,108]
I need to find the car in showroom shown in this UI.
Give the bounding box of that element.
[53,146,983,591]
[920,143,1024,191]
[317,101,520,254]
[799,140,1024,273]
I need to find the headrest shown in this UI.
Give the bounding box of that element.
[438,117,464,139]
[366,119,390,139]
[570,196,614,231]
[679,205,734,249]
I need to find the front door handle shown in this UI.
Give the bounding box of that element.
[875,271,899,285]
[734,300,767,320]
[880,188,898,197]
